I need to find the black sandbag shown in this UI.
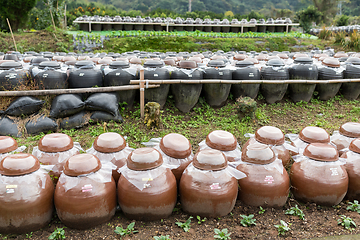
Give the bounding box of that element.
[5,97,44,116]
[85,93,119,116]
[25,115,58,135]
[60,111,89,129]
[50,94,85,118]
[90,111,123,123]
[0,117,21,137]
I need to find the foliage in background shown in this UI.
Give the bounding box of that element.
[336,14,350,26]
[295,5,322,33]
[0,0,37,31]
[312,0,344,24]
[27,0,66,30]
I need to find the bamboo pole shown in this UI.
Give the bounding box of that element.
[6,18,18,52]
[0,85,160,97]
[130,78,360,85]
[140,69,145,118]
[49,1,56,32]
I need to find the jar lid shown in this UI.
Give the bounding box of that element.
[266,58,284,67]
[129,57,142,64]
[349,138,360,154]
[210,55,226,60]
[322,57,340,68]
[0,153,40,176]
[188,56,202,63]
[0,61,22,70]
[75,60,95,68]
[127,148,163,171]
[143,60,164,68]
[292,53,308,60]
[109,61,130,69]
[93,132,126,153]
[63,153,101,176]
[246,58,259,64]
[277,53,289,59]
[233,54,247,61]
[255,54,267,61]
[303,143,338,162]
[207,60,226,68]
[77,56,90,61]
[241,143,276,164]
[193,149,227,171]
[235,60,254,68]
[334,52,348,58]
[178,60,197,69]
[299,126,330,144]
[0,136,18,154]
[38,133,74,153]
[339,122,360,138]
[38,61,61,69]
[23,56,34,63]
[255,126,285,145]
[98,58,112,65]
[346,57,360,65]
[205,130,237,151]
[61,56,76,63]
[294,57,313,64]
[160,133,192,159]
[164,58,176,66]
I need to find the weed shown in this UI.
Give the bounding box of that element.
[338,215,356,230]
[214,228,231,240]
[285,205,305,220]
[48,227,66,240]
[25,232,33,239]
[197,216,206,224]
[274,220,291,236]
[175,216,193,232]
[114,222,138,237]
[154,235,171,240]
[347,200,360,213]
[259,206,265,214]
[240,214,257,227]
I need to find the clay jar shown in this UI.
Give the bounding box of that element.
[331,122,360,156]
[117,148,177,221]
[180,149,239,217]
[32,133,80,182]
[87,132,133,183]
[341,138,360,200]
[237,143,289,208]
[0,136,19,161]
[290,143,348,206]
[0,153,54,234]
[156,133,193,183]
[244,126,291,167]
[289,126,330,155]
[198,130,241,162]
[54,154,116,229]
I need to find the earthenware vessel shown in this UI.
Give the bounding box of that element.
[331,122,360,156]
[232,60,260,99]
[117,148,177,221]
[54,154,116,229]
[0,136,20,161]
[237,143,289,207]
[0,153,53,233]
[290,143,348,206]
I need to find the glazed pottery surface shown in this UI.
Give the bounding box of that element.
[342,139,360,200]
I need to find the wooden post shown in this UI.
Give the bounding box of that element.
[286,24,289,33]
[64,4,67,29]
[241,25,243,34]
[6,18,18,52]
[140,69,145,119]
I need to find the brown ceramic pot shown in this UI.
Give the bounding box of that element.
[237,144,289,208]
[35,133,78,182]
[245,126,290,167]
[0,153,53,234]
[332,122,360,155]
[290,143,348,206]
[342,138,360,200]
[0,136,18,160]
[117,148,177,221]
[180,149,238,217]
[159,133,193,183]
[54,154,116,229]
[203,130,240,162]
[290,126,330,155]
[92,132,129,183]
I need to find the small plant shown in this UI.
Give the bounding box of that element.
[26,232,33,239]
[154,235,171,240]
[259,206,265,214]
[114,222,138,237]
[347,200,360,213]
[214,228,231,240]
[274,220,291,236]
[285,205,305,220]
[338,215,356,230]
[48,227,66,240]
[240,214,257,227]
[175,216,193,232]
[197,215,206,224]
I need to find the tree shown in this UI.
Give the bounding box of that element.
[0,0,38,31]
[312,0,346,23]
[295,5,322,33]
